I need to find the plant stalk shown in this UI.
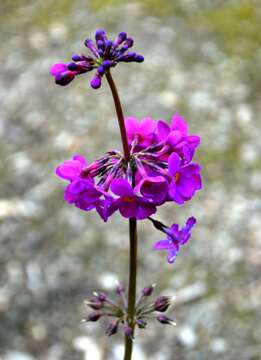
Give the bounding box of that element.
[105,70,138,360]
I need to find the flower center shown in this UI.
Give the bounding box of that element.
[122,196,135,202]
[174,172,180,183]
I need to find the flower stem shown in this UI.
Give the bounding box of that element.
[105,70,130,161]
[124,217,137,360]
[105,71,138,360]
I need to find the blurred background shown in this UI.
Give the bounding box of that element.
[0,0,261,359]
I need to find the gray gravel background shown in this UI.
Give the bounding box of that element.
[0,0,261,359]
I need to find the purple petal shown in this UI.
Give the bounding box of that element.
[119,201,138,218]
[153,240,173,250]
[136,201,156,220]
[139,118,156,135]
[157,120,170,141]
[171,114,188,135]
[186,216,196,230]
[111,179,134,197]
[125,117,139,135]
[166,130,182,147]
[50,63,67,76]
[56,159,83,181]
[69,180,86,194]
[72,154,87,166]
[177,177,196,199]
[167,249,179,264]
[138,176,168,204]
[168,152,181,176]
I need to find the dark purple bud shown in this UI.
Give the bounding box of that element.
[154,296,173,312]
[95,29,106,41]
[102,60,112,69]
[142,284,155,297]
[97,292,107,302]
[71,54,82,62]
[55,71,75,86]
[84,299,104,310]
[106,321,118,336]
[135,55,144,63]
[123,325,134,339]
[125,38,134,48]
[136,319,147,329]
[115,32,127,45]
[98,48,104,56]
[105,40,113,51]
[156,314,176,326]
[84,38,99,57]
[116,284,125,294]
[85,311,101,322]
[90,75,102,89]
[97,39,104,49]
[67,62,78,71]
[97,66,105,75]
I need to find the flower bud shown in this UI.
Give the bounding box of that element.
[71,54,82,62]
[156,314,176,326]
[96,292,107,302]
[90,75,101,89]
[123,325,134,339]
[135,55,144,63]
[82,311,101,322]
[84,299,104,310]
[106,321,118,336]
[142,284,155,297]
[136,319,147,329]
[116,283,125,294]
[153,296,173,312]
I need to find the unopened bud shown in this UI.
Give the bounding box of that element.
[116,283,125,294]
[156,314,176,326]
[154,296,173,312]
[84,311,101,322]
[106,321,118,336]
[136,319,147,329]
[84,299,104,310]
[142,284,155,297]
[123,325,134,339]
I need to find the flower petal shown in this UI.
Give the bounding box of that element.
[111,179,134,197]
[168,152,181,176]
[171,113,188,135]
[153,240,173,250]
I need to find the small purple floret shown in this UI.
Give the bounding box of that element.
[153,217,196,264]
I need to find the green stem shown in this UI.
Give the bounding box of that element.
[124,217,137,360]
[105,71,138,360]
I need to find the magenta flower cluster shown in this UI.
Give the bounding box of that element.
[56,114,202,224]
[50,29,144,89]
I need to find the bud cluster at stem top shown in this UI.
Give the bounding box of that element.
[50,29,144,89]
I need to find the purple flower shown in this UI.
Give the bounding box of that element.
[55,115,202,222]
[156,114,200,162]
[125,117,156,149]
[168,152,202,204]
[137,176,169,205]
[56,155,112,221]
[50,29,144,89]
[153,217,196,263]
[109,178,156,219]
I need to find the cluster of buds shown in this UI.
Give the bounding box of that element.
[50,29,144,88]
[82,284,176,338]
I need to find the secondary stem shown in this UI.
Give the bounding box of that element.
[105,70,138,360]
